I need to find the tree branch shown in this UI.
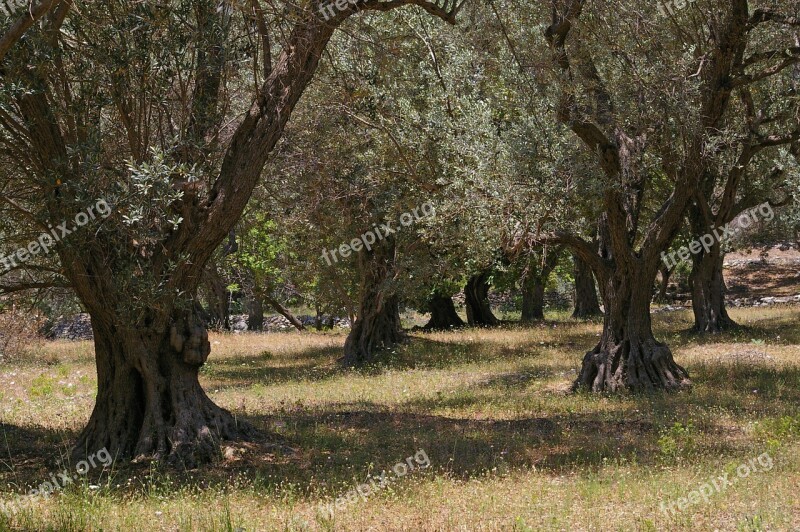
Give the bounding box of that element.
[249,0,271,78]
[0,280,69,294]
[0,0,63,65]
[749,9,800,29]
[529,229,608,281]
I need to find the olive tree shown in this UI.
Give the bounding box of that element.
[0,0,466,465]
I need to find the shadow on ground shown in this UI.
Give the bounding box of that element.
[2,311,798,502]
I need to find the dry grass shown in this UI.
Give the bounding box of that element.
[1,306,799,531]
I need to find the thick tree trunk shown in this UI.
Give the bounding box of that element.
[464,272,499,326]
[264,295,306,331]
[521,275,546,322]
[247,297,264,331]
[342,240,403,365]
[689,244,737,333]
[685,198,738,333]
[573,262,691,393]
[423,293,465,330]
[572,253,602,318]
[74,308,255,467]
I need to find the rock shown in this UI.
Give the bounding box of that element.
[227,314,351,332]
[652,305,688,313]
[46,313,93,341]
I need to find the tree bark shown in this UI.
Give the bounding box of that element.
[573,260,691,392]
[521,249,561,323]
[464,272,499,326]
[544,0,751,393]
[688,243,736,333]
[423,293,465,330]
[683,191,740,333]
[342,240,403,365]
[247,296,264,331]
[521,276,545,322]
[572,253,602,318]
[315,306,323,331]
[264,294,306,331]
[74,307,255,467]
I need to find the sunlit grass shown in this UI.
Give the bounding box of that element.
[1,306,799,530]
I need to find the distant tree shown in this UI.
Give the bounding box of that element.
[571,251,602,319]
[536,0,798,391]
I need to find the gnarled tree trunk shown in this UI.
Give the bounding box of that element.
[74,307,254,467]
[684,199,738,333]
[203,265,231,330]
[572,253,602,318]
[342,239,403,365]
[573,260,691,393]
[7,0,466,467]
[423,293,465,330]
[464,272,499,326]
[689,243,736,333]
[543,0,752,394]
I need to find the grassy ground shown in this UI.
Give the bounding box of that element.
[1,306,799,531]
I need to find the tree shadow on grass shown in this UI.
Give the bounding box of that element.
[201,345,347,391]
[212,307,800,392]
[236,401,756,495]
[731,309,800,344]
[689,362,800,416]
[206,335,563,391]
[0,423,82,493]
[243,357,800,487]
[4,314,799,505]
[4,363,797,510]
[471,367,550,389]
[346,335,556,372]
[655,305,800,345]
